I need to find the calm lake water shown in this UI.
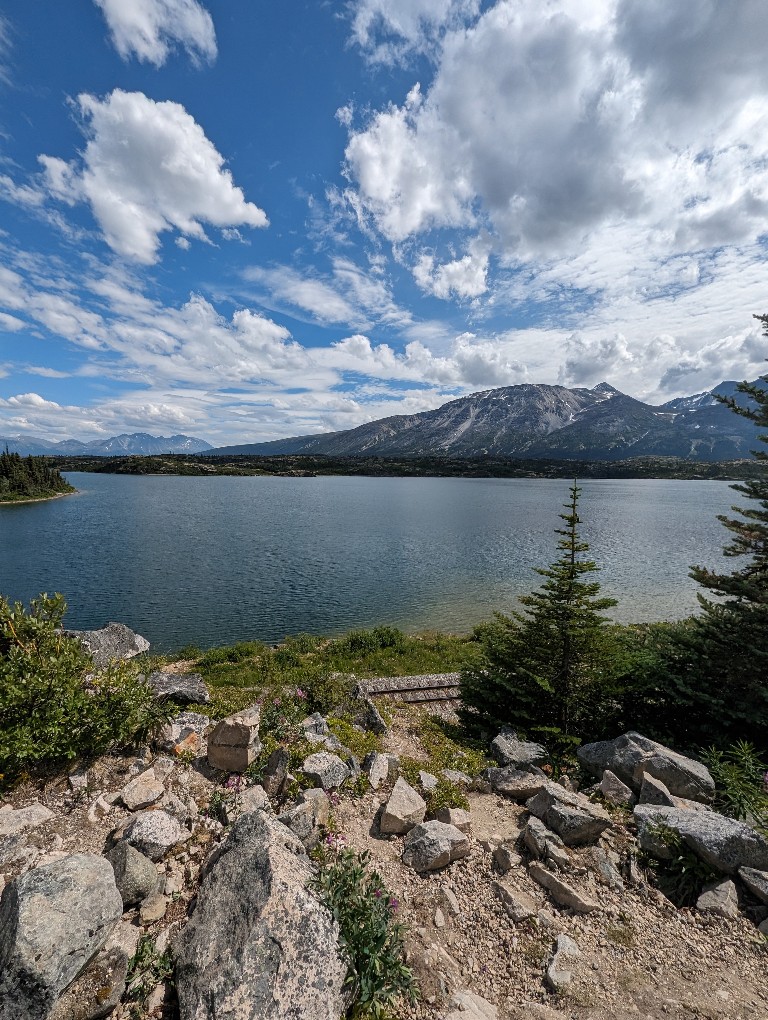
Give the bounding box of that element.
[0,473,742,653]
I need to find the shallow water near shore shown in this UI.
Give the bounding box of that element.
[0,473,742,652]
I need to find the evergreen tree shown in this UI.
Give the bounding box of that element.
[651,320,768,749]
[460,482,626,743]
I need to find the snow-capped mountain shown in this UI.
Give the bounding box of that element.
[0,433,212,457]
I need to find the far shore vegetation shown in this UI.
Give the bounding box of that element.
[50,450,768,481]
[0,448,76,503]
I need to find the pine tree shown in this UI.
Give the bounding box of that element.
[655,319,768,749]
[460,482,626,743]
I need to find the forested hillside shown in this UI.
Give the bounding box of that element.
[0,449,75,502]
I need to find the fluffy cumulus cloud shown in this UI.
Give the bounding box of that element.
[39,90,268,263]
[344,0,768,273]
[94,0,216,66]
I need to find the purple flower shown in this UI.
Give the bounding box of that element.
[374,889,382,898]
[388,897,399,912]
[295,688,306,699]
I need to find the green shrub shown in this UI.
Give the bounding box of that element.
[643,822,719,907]
[327,717,382,761]
[700,741,768,833]
[425,777,469,814]
[328,626,407,657]
[0,593,170,785]
[125,934,174,1010]
[311,842,418,1018]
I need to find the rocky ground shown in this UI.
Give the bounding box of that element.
[1,630,767,1020]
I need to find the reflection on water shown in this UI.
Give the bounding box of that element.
[0,473,740,652]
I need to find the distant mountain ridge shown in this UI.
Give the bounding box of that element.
[211,379,761,462]
[1,433,212,457]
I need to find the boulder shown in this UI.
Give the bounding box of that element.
[493,845,522,873]
[578,732,714,802]
[175,812,350,1020]
[299,788,330,828]
[483,767,547,801]
[107,841,158,907]
[120,768,165,811]
[262,747,290,800]
[696,878,740,919]
[0,801,54,837]
[491,729,547,769]
[65,622,149,668]
[523,816,564,858]
[301,752,350,790]
[739,866,768,905]
[638,773,677,807]
[122,809,189,862]
[48,921,140,1020]
[0,854,122,1019]
[526,783,612,846]
[207,705,262,773]
[158,711,210,757]
[277,802,318,849]
[402,821,469,872]
[147,670,210,704]
[435,807,471,833]
[362,751,390,790]
[599,770,636,808]
[545,934,580,992]
[528,862,600,913]
[380,777,427,835]
[634,804,768,874]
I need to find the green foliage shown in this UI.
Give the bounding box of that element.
[425,777,469,814]
[460,483,632,743]
[311,843,418,1019]
[641,329,768,750]
[643,822,719,907]
[328,626,407,656]
[327,717,383,761]
[0,448,75,502]
[125,934,174,1011]
[0,593,171,784]
[700,741,768,833]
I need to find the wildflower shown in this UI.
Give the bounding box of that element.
[374,889,383,898]
[296,688,306,699]
[388,897,399,912]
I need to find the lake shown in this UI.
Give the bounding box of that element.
[0,473,743,652]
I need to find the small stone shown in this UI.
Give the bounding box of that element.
[529,861,600,913]
[739,866,768,905]
[380,778,427,835]
[121,768,165,811]
[545,933,580,992]
[441,769,472,786]
[492,880,537,922]
[434,806,471,833]
[434,907,445,928]
[493,845,522,873]
[87,795,113,824]
[139,892,168,924]
[299,788,330,828]
[107,841,158,908]
[301,712,330,736]
[441,887,461,916]
[123,810,189,862]
[262,747,289,800]
[696,878,740,919]
[545,843,572,871]
[419,770,439,792]
[362,751,390,790]
[759,918,768,935]
[301,752,350,790]
[599,769,636,807]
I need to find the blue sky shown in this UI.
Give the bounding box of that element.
[1,0,768,445]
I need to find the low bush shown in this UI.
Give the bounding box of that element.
[425,777,469,814]
[311,839,418,1019]
[700,741,768,834]
[0,593,170,785]
[642,822,719,907]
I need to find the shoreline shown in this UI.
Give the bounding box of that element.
[0,490,75,506]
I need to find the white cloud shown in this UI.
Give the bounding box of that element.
[40,90,268,263]
[344,0,768,265]
[94,0,216,67]
[349,0,480,64]
[413,236,490,299]
[0,311,25,331]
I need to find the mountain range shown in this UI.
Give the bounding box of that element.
[1,433,212,457]
[211,380,762,462]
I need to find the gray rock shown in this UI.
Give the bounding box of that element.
[493,845,522,873]
[483,767,547,801]
[634,804,768,874]
[526,783,612,846]
[419,770,439,793]
[262,747,289,800]
[380,777,427,834]
[523,816,564,858]
[175,812,350,1020]
[491,728,548,769]
[585,846,624,891]
[207,705,262,773]
[434,807,471,833]
[65,622,149,668]
[402,821,470,872]
[697,878,740,919]
[301,752,350,790]
[0,854,122,1019]
[277,802,318,848]
[139,892,168,924]
[147,670,210,704]
[492,879,537,921]
[739,866,768,905]
[578,732,714,802]
[299,788,330,828]
[351,691,388,735]
[301,712,329,736]
[0,802,54,837]
[362,751,390,790]
[445,990,498,1020]
[639,773,677,807]
[123,809,189,862]
[120,768,165,811]
[107,841,158,907]
[545,933,580,992]
[239,784,270,815]
[158,711,210,756]
[441,769,472,786]
[599,769,636,807]
[528,861,600,913]
[48,921,140,1020]
[759,917,768,935]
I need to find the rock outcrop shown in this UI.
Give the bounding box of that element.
[578,732,715,801]
[64,623,149,668]
[634,803,768,874]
